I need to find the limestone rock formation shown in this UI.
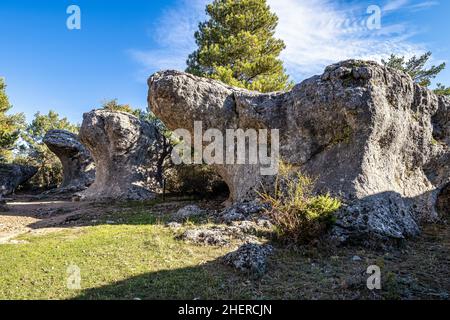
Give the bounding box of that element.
[77,110,168,201]
[0,164,37,197]
[43,129,95,193]
[177,222,261,246]
[222,243,274,277]
[148,60,449,244]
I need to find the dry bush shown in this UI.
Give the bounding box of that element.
[259,163,341,245]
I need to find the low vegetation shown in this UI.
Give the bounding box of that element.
[0,78,25,162]
[259,163,341,245]
[1,202,449,300]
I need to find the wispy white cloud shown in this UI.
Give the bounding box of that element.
[268,0,426,79]
[130,0,434,82]
[383,0,410,12]
[408,1,439,11]
[128,0,208,79]
[382,0,439,12]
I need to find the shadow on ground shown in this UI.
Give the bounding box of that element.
[74,223,450,300]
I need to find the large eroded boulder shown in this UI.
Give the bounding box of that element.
[148,60,450,244]
[0,164,37,197]
[77,110,168,201]
[43,129,95,193]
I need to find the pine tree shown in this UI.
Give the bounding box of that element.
[186,0,292,93]
[0,78,25,162]
[434,83,450,96]
[382,52,446,88]
[101,99,135,115]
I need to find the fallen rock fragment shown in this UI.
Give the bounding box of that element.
[222,243,274,277]
[331,192,421,246]
[176,221,267,246]
[179,227,230,246]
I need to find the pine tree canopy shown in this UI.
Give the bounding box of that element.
[382,52,446,88]
[186,0,292,93]
[0,78,25,162]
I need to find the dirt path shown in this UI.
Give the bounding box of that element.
[0,196,96,243]
[0,195,190,244]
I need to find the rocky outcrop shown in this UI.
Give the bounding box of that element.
[222,243,274,277]
[0,164,37,197]
[176,221,263,246]
[43,129,95,193]
[171,205,206,222]
[77,110,169,201]
[148,60,449,244]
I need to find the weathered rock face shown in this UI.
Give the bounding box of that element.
[43,129,95,193]
[148,60,449,244]
[0,164,37,197]
[77,110,168,201]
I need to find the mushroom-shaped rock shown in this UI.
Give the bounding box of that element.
[0,164,37,197]
[77,110,168,201]
[43,129,95,193]
[148,60,450,244]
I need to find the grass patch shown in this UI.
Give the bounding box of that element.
[0,209,234,300]
[1,204,449,300]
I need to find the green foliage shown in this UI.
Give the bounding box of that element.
[19,111,79,188]
[0,211,232,299]
[1,203,448,299]
[0,78,25,162]
[382,52,446,88]
[186,0,292,93]
[434,83,450,96]
[101,99,169,131]
[259,163,341,245]
[101,99,136,115]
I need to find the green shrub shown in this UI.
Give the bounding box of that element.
[258,163,341,245]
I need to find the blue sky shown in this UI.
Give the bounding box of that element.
[1,0,449,124]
